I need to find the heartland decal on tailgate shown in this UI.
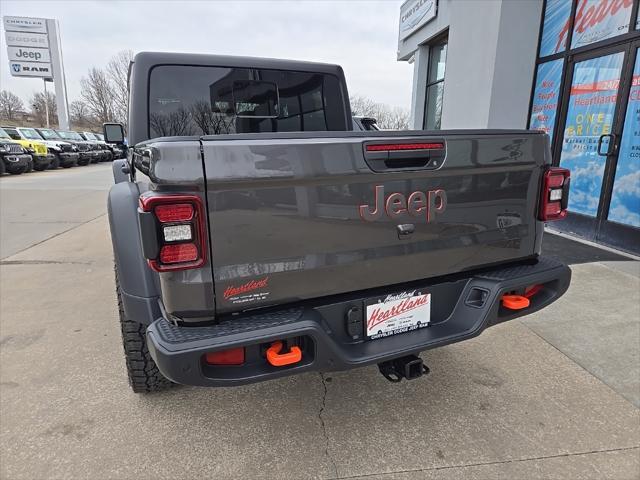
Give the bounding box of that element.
[223,277,269,304]
[366,291,431,339]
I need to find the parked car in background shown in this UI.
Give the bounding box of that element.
[0,127,32,175]
[32,128,80,169]
[88,132,124,160]
[353,116,380,131]
[2,126,53,171]
[55,130,99,165]
[78,132,112,162]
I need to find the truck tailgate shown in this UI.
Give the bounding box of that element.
[201,131,547,314]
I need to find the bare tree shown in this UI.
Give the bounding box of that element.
[70,100,94,128]
[350,94,410,130]
[80,67,114,124]
[106,50,133,125]
[190,100,235,135]
[149,108,194,137]
[0,90,25,121]
[30,91,58,127]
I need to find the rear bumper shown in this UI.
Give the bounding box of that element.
[147,257,571,387]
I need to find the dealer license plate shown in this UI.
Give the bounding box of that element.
[365,290,431,340]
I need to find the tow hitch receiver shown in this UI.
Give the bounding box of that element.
[378,355,430,382]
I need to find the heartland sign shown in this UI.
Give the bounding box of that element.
[3,16,51,78]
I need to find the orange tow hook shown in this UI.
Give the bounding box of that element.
[501,294,530,310]
[266,341,302,367]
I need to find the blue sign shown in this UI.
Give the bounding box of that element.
[559,52,624,217]
[539,0,572,57]
[609,52,640,228]
[529,59,563,143]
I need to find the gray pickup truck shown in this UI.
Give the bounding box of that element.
[104,52,571,392]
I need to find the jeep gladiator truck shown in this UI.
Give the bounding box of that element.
[105,52,571,392]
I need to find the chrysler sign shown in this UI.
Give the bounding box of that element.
[399,0,437,41]
[3,16,47,34]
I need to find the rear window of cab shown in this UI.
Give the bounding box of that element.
[148,65,348,138]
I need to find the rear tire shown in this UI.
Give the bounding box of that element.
[115,266,173,393]
[26,159,33,172]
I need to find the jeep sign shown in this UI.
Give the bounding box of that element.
[8,46,51,63]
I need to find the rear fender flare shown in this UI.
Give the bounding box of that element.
[108,181,160,324]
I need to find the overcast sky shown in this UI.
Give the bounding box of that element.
[0,0,413,110]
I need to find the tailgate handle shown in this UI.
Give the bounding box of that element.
[363,141,446,172]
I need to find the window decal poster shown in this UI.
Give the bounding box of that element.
[560,52,624,217]
[539,0,572,57]
[570,0,634,49]
[609,52,640,228]
[530,59,563,143]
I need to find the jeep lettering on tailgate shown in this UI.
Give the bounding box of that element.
[359,185,447,222]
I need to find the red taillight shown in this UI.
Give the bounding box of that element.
[155,203,194,222]
[204,348,245,366]
[159,243,198,264]
[139,194,206,272]
[539,167,570,221]
[366,142,444,152]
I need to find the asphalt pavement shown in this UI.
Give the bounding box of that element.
[0,164,638,480]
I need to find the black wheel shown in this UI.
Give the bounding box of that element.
[49,154,60,169]
[33,164,47,171]
[26,159,33,172]
[115,266,173,393]
[0,160,5,175]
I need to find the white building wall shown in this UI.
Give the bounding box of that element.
[399,0,543,130]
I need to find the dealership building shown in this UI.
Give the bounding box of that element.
[398,0,639,254]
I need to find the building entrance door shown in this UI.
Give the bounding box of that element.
[555,40,640,253]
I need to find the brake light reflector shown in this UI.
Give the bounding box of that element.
[204,348,245,366]
[155,203,194,222]
[159,243,198,264]
[139,193,206,272]
[539,167,570,221]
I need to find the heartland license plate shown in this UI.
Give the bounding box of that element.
[365,291,431,340]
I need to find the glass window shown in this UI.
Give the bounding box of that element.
[428,43,447,82]
[571,0,634,49]
[559,52,625,217]
[529,59,564,143]
[608,50,640,227]
[148,65,348,138]
[539,0,573,57]
[423,37,447,130]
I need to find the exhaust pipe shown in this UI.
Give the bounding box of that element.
[378,355,429,383]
